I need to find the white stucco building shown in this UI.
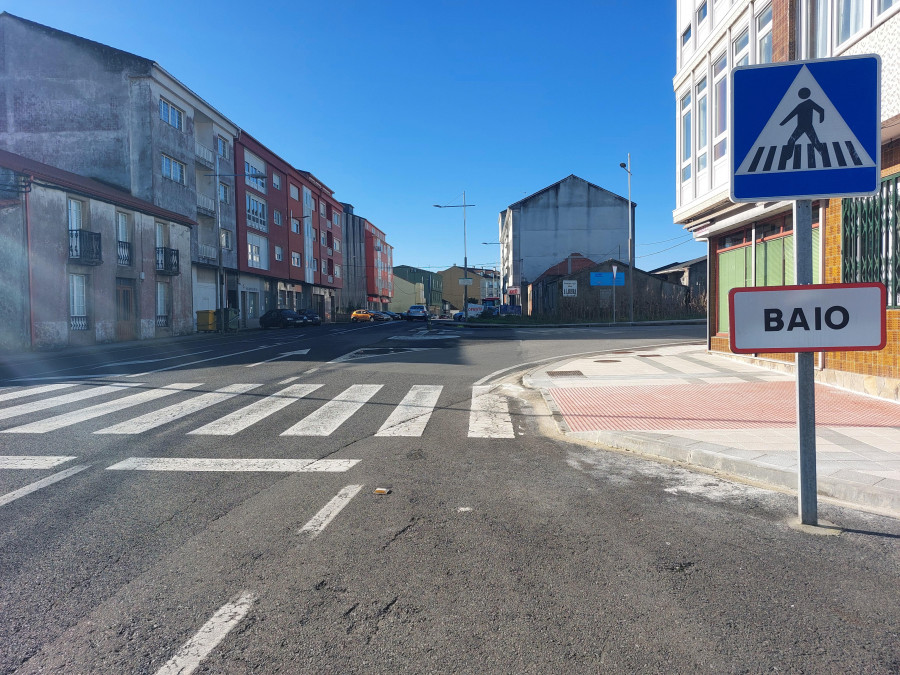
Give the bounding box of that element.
[498,175,634,306]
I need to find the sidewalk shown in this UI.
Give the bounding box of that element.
[526,343,900,517]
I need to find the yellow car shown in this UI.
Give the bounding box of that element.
[351,309,374,322]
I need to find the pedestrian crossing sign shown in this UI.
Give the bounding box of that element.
[730,55,880,202]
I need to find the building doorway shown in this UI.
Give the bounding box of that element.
[115,279,136,341]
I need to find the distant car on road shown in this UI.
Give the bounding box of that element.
[351,309,375,322]
[453,311,465,322]
[370,311,391,322]
[259,309,306,329]
[381,310,403,321]
[405,305,428,321]
[297,309,321,325]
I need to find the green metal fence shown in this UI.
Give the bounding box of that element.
[842,173,899,308]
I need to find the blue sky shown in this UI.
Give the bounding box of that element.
[16,0,706,273]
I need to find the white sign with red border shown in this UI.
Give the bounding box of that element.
[729,282,886,354]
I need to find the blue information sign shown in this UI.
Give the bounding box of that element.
[590,272,624,287]
[730,55,880,202]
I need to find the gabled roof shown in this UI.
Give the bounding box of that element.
[503,174,634,211]
[0,149,196,227]
[648,255,707,275]
[532,253,600,284]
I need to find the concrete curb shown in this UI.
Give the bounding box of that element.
[436,319,706,330]
[569,429,900,517]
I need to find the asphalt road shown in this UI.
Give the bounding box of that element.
[1,321,898,674]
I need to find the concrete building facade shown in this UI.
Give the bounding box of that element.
[674,0,900,399]
[392,265,443,313]
[498,175,634,307]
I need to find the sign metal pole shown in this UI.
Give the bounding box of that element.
[612,264,617,324]
[794,199,817,525]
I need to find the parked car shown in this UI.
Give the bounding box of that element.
[259,309,306,329]
[381,310,403,321]
[405,304,428,321]
[351,309,375,322]
[297,309,321,325]
[370,311,391,322]
[453,311,465,322]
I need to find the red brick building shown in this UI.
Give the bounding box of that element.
[364,221,393,309]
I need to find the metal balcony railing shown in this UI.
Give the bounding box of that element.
[70,315,89,331]
[197,192,216,215]
[117,240,133,266]
[198,243,217,261]
[68,230,102,265]
[195,141,214,168]
[155,314,169,328]
[156,247,180,275]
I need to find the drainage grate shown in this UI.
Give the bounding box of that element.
[546,370,584,378]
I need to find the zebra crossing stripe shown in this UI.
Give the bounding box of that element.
[0,383,143,422]
[298,484,363,537]
[106,457,359,472]
[0,455,77,470]
[0,383,78,403]
[95,383,261,435]
[188,384,323,436]
[468,385,515,438]
[281,384,383,436]
[0,464,91,507]
[745,140,864,173]
[1,383,200,434]
[375,385,443,437]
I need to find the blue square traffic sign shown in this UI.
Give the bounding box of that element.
[730,55,880,202]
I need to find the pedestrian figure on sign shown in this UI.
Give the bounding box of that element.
[780,87,825,152]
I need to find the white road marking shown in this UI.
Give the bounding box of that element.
[154,590,257,675]
[278,376,300,384]
[188,384,322,436]
[245,348,310,368]
[98,350,213,367]
[298,484,363,537]
[3,384,201,434]
[375,385,443,437]
[0,456,77,469]
[281,384,382,436]
[95,383,261,435]
[106,457,359,472]
[127,343,291,377]
[0,383,144,423]
[329,347,434,363]
[0,383,77,403]
[0,464,90,507]
[468,385,515,438]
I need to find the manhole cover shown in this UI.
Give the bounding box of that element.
[593,359,620,363]
[546,370,584,377]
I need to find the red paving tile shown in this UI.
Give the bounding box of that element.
[550,382,900,432]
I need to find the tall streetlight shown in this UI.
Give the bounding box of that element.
[619,155,634,323]
[434,191,475,317]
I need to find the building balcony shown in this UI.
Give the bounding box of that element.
[197,192,216,216]
[198,243,217,262]
[117,240,133,266]
[68,230,102,265]
[195,140,215,169]
[156,247,180,275]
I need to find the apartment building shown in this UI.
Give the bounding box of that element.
[0,13,240,331]
[674,0,900,398]
[392,265,444,312]
[364,222,393,310]
[0,150,194,349]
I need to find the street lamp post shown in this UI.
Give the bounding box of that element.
[619,155,634,323]
[434,192,475,318]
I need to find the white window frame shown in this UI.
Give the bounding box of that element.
[156,281,170,318]
[836,0,865,45]
[275,245,283,262]
[272,173,281,190]
[290,184,300,201]
[292,252,302,267]
[321,231,328,246]
[334,264,341,278]
[696,77,708,174]
[756,3,773,63]
[159,98,184,130]
[273,210,282,226]
[246,194,268,232]
[116,212,130,242]
[221,229,233,251]
[244,150,267,194]
[219,182,230,204]
[334,239,341,252]
[69,273,87,317]
[319,200,326,218]
[697,1,708,25]
[291,217,300,234]
[247,232,269,270]
[161,154,185,184]
[680,90,692,183]
[712,52,728,164]
[733,26,750,67]
[67,198,83,230]
[216,135,230,159]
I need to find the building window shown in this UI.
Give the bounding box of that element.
[69,274,88,331]
[247,233,269,269]
[696,78,708,172]
[156,281,170,327]
[334,238,341,252]
[697,1,708,24]
[290,184,299,201]
[67,198,83,230]
[808,0,830,58]
[334,264,341,278]
[219,182,230,204]
[244,150,267,193]
[275,245,283,262]
[757,4,773,63]
[291,217,300,233]
[319,200,326,217]
[880,0,897,13]
[246,194,268,232]
[117,212,132,266]
[310,257,317,272]
[332,211,339,227]
[837,0,864,44]
[681,25,692,46]
[321,231,328,246]
[221,229,233,251]
[272,173,281,190]
[292,252,302,267]
[161,154,185,184]
[681,91,692,182]
[733,27,750,67]
[159,98,183,130]
[216,136,229,159]
[274,210,282,226]
[713,53,728,161]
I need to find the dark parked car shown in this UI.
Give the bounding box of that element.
[370,311,391,322]
[297,309,321,325]
[381,310,403,321]
[259,309,306,329]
